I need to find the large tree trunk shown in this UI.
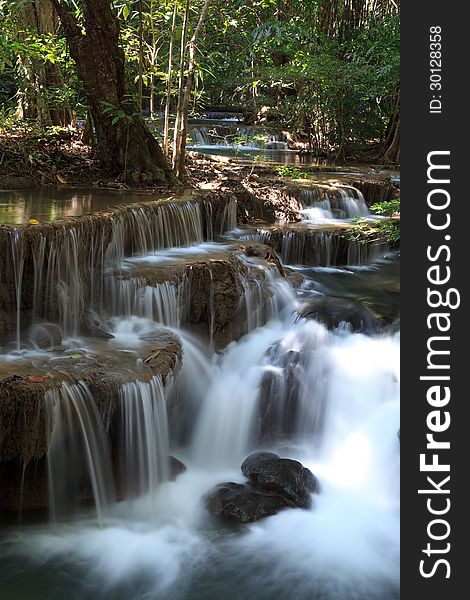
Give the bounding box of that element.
[50,0,174,185]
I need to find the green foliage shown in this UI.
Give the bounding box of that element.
[101,97,140,125]
[274,165,307,179]
[346,216,400,248]
[0,0,400,157]
[370,198,400,217]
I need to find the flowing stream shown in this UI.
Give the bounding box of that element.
[0,186,399,600]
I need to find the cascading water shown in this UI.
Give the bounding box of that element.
[0,194,237,349]
[105,277,182,326]
[0,186,399,600]
[46,380,115,523]
[188,119,288,151]
[298,184,369,222]
[9,229,25,351]
[237,182,389,267]
[120,377,170,501]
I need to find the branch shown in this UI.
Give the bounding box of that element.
[190,0,212,45]
[49,0,81,37]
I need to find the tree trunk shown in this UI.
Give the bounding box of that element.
[174,0,212,179]
[137,0,144,112]
[172,0,190,168]
[164,0,178,160]
[384,118,400,163]
[50,0,174,185]
[382,89,400,163]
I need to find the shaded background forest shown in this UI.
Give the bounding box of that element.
[0,0,400,183]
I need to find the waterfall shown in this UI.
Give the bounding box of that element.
[243,228,386,267]
[105,200,205,265]
[188,120,288,151]
[1,194,237,347]
[45,376,172,519]
[9,229,25,351]
[105,277,181,326]
[0,184,399,600]
[120,377,170,500]
[46,381,115,523]
[190,307,399,489]
[298,184,369,222]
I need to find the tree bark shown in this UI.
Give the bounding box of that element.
[384,118,400,163]
[50,0,174,184]
[383,89,400,163]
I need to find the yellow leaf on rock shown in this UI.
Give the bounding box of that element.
[28,219,40,225]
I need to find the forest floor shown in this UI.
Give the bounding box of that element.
[0,125,398,204]
[0,126,114,189]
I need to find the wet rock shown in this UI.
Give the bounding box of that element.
[300,296,378,333]
[284,268,304,289]
[169,455,187,480]
[241,451,318,509]
[205,453,319,522]
[0,457,49,511]
[204,482,290,522]
[28,322,62,348]
[258,354,302,441]
[84,309,115,338]
[142,329,182,383]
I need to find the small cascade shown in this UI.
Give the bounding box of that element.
[120,377,170,499]
[105,277,181,327]
[298,184,369,222]
[105,200,205,265]
[46,381,115,523]
[105,250,287,342]
[48,228,82,337]
[236,254,296,330]
[8,229,25,351]
[215,196,237,233]
[191,312,399,477]
[45,376,172,517]
[243,228,386,267]
[188,121,288,151]
[191,326,280,468]
[0,193,237,346]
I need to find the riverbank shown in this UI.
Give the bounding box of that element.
[0,124,399,191]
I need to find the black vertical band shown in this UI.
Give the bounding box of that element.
[401,3,467,597]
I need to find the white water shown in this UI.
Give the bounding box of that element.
[4,265,399,599]
[1,191,399,599]
[299,185,370,223]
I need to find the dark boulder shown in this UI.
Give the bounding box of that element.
[241,451,318,509]
[299,296,378,333]
[204,453,319,522]
[204,482,290,522]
